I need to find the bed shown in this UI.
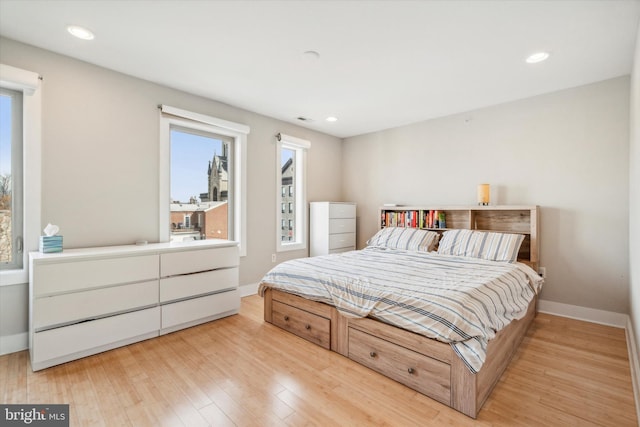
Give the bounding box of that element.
[260,205,541,418]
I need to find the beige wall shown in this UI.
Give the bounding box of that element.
[0,37,343,348]
[629,22,640,369]
[343,77,630,313]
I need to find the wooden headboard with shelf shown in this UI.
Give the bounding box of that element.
[378,205,539,271]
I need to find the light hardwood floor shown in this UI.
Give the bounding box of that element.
[1,295,637,426]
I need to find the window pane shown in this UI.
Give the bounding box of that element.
[170,128,231,242]
[0,88,23,270]
[281,148,295,243]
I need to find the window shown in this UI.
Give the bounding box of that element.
[169,127,232,242]
[0,64,41,286]
[160,105,249,255]
[276,133,309,252]
[0,88,23,271]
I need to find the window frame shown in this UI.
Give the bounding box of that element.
[0,64,41,286]
[159,105,249,256]
[276,133,309,253]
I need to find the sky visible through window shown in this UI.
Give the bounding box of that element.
[170,129,222,204]
[171,130,293,204]
[282,148,293,167]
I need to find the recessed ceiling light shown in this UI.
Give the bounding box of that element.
[326,116,338,122]
[67,25,95,40]
[526,51,549,64]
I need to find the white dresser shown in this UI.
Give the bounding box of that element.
[310,202,356,256]
[29,239,239,371]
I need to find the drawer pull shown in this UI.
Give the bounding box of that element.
[407,367,415,374]
[305,324,311,330]
[369,351,377,358]
[284,315,289,321]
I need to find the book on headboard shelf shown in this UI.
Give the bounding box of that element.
[421,210,447,229]
[380,209,446,229]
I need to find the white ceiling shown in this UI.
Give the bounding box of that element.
[1,0,639,138]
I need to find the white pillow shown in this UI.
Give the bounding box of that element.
[437,229,524,263]
[367,227,439,252]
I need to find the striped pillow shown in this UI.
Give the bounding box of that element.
[367,227,439,252]
[437,229,524,263]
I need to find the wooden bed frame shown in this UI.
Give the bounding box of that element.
[262,205,540,418]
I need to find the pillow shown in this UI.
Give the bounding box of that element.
[437,229,524,263]
[367,227,439,252]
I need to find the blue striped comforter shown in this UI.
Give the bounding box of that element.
[259,247,543,373]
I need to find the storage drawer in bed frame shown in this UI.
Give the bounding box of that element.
[272,300,331,349]
[348,327,451,405]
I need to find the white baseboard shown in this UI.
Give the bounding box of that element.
[239,282,259,298]
[626,318,640,423]
[0,332,28,356]
[537,299,628,328]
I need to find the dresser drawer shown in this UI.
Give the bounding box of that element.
[329,203,356,219]
[32,307,160,365]
[160,245,238,277]
[348,328,451,405]
[161,289,240,329]
[33,255,158,296]
[329,233,356,250]
[33,280,159,330]
[329,247,355,255]
[160,267,238,303]
[329,218,355,234]
[272,301,330,349]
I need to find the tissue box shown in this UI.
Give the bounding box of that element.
[40,235,63,253]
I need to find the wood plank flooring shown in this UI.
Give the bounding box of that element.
[1,295,637,426]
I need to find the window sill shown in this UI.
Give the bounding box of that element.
[277,243,307,253]
[0,268,28,287]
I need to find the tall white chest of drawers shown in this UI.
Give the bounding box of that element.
[310,202,356,256]
[29,240,239,371]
